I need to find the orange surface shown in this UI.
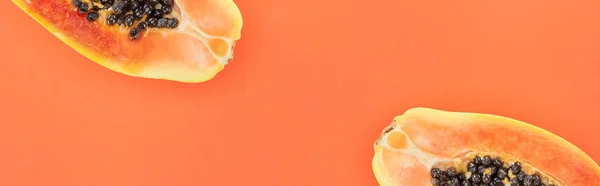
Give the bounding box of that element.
[0,0,599,185]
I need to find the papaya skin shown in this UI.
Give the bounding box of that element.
[373,107,600,186]
[11,0,243,83]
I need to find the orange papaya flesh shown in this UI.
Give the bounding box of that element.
[373,108,600,186]
[11,0,243,83]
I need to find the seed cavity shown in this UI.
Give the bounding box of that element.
[71,0,180,41]
[430,155,559,186]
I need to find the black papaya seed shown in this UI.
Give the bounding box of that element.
[130,0,140,10]
[124,14,135,26]
[431,178,441,185]
[468,162,477,173]
[493,180,504,186]
[134,8,144,20]
[481,174,491,184]
[517,171,526,181]
[157,18,168,28]
[73,0,82,7]
[78,3,89,14]
[532,174,541,185]
[143,4,153,15]
[166,18,178,28]
[523,175,534,186]
[161,0,173,6]
[431,168,442,178]
[481,156,491,166]
[492,157,503,167]
[511,162,522,174]
[461,180,471,186]
[130,28,140,40]
[162,6,172,14]
[450,178,460,186]
[471,174,481,183]
[137,21,148,31]
[509,178,519,186]
[440,171,449,181]
[112,0,126,14]
[86,12,100,21]
[497,168,507,179]
[106,14,118,25]
[477,165,486,174]
[151,9,164,18]
[446,167,457,177]
[473,156,482,165]
[147,17,158,27]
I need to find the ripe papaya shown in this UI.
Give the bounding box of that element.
[372,108,600,186]
[12,0,243,83]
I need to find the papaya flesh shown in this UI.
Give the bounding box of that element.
[12,0,243,83]
[372,108,600,186]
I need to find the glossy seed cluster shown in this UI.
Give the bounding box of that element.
[430,156,556,186]
[71,0,179,40]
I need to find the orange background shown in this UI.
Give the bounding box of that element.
[1,0,599,185]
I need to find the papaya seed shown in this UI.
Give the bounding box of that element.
[137,21,148,31]
[143,4,153,15]
[162,6,172,14]
[86,12,100,21]
[147,0,159,5]
[482,156,492,166]
[511,162,522,174]
[431,178,441,185]
[473,156,482,165]
[147,17,158,27]
[467,162,477,173]
[72,0,82,7]
[510,178,520,186]
[134,8,144,20]
[161,0,172,6]
[124,14,135,26]
[129,28,140,40]
[450,178,459,186]
[447,167,457,177]
[157,18,168,28]
[497,168,507,179]
[151,9,163,18]
[106,14,117,25]
[471,174,481,183]
[166,18,178,28]
[481,174,492,184]
[493,157,504,167]
[431,168,442,178]
[78,3,89,14]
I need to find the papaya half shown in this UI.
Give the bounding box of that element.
[12,0,243,83]
[372,108,600,186]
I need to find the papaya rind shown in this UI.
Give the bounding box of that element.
[372,107,600,186]
[11,0,243,83]
[372,145,393,186]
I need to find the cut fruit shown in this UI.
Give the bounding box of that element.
[12,0,243,83]
[372,108,600,186]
